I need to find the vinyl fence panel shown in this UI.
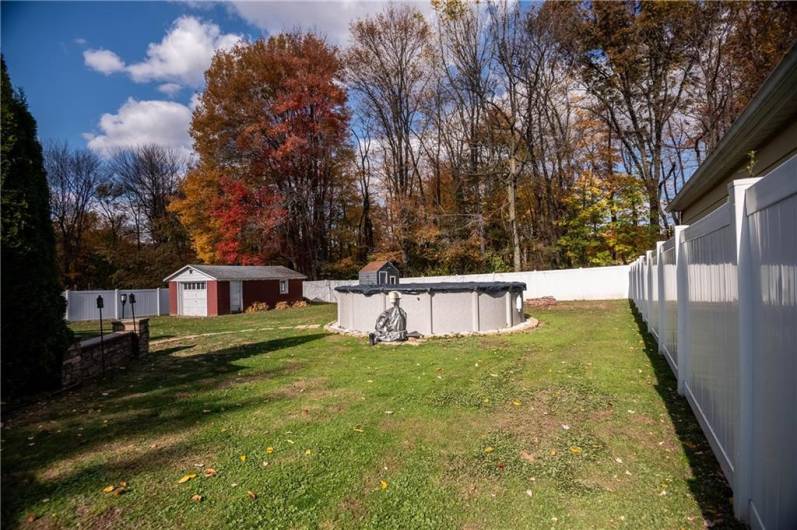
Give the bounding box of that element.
[682,203,739,483]
[648,251,659,338]
[304,265,631,303]
[660,237,678,371]
[629,159,797,528]
[65,288,168,321]
[744,156,797,529]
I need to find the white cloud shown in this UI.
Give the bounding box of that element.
[74,37,88,46]
[158,82,183,96]
[126,16,241,86]
[189,92,203,111]
[83,15,241,89]
[83,49,126,75]
[85,98,194,159]
[227,1,435,46]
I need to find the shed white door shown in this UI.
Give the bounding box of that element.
[230,281,242,312]
[181,282,207,316]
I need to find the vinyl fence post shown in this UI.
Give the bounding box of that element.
[64,290,71,320]
[156,288,161,316]
[729,178,760,522]
[674,225,689,396]
[114,288,119,319]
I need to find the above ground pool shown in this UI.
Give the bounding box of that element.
[333,282,526,336]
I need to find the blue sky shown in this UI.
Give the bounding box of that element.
[2,1,431,157]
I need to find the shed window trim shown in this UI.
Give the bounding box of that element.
[279,280,289,294]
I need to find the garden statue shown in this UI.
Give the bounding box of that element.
[369,291,407,345]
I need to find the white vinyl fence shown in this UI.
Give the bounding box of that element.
[630,154,797,530]
[303,264,630,303]
[64,288,170,321]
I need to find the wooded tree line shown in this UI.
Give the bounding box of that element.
[49,1,796,286]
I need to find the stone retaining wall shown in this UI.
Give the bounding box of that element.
[62,319,149,388]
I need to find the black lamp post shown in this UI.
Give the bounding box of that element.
[96,295,105,374]
[129,293,137,333]
[120,293,127,320]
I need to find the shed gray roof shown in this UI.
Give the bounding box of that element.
[164,264,306,282]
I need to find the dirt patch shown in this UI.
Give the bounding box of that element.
[272,377,329,399]
[339,495,366,520]
[86,506,126,530]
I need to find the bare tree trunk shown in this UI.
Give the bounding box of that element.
[508,154,521,271]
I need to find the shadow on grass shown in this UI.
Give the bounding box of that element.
[628,301,743,529]
[1,332,327,527]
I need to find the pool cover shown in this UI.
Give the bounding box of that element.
[335,281,526,296]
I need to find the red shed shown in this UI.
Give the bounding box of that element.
[163,265,307,316]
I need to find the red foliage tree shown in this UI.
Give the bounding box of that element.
[181,33,350,275]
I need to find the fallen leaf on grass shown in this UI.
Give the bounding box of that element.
[561,424,570,430]
[239,455,247,462]
[384,411,394,415]
[102,485,115,493]
[380,480,388,491]
[483,447,494,454]
[191,494,203,502]
[266,447,274,454]
[203,468,217,477]
[525,489,533,497]
[25,513,38,523]
[177,474,197,484]
[570,446,583,455]
[247,490,257,500]
[305,449,312,456]
[353,426,364,433]
[512,400,521,407]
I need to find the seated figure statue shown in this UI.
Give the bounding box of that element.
[369,291,408,345]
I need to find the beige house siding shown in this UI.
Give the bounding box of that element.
[681,120,797,224]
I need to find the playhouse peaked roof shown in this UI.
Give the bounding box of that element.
[359,260,395,273]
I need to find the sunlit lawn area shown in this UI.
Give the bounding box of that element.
[2,301,739,529]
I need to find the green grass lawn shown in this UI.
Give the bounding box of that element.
[67,303,335,342]
[2,301,739,529]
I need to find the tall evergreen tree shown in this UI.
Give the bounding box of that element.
[1,57,71,398]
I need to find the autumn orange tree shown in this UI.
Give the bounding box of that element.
[174,34,352,276]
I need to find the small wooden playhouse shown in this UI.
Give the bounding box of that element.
[358,260,400,285]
